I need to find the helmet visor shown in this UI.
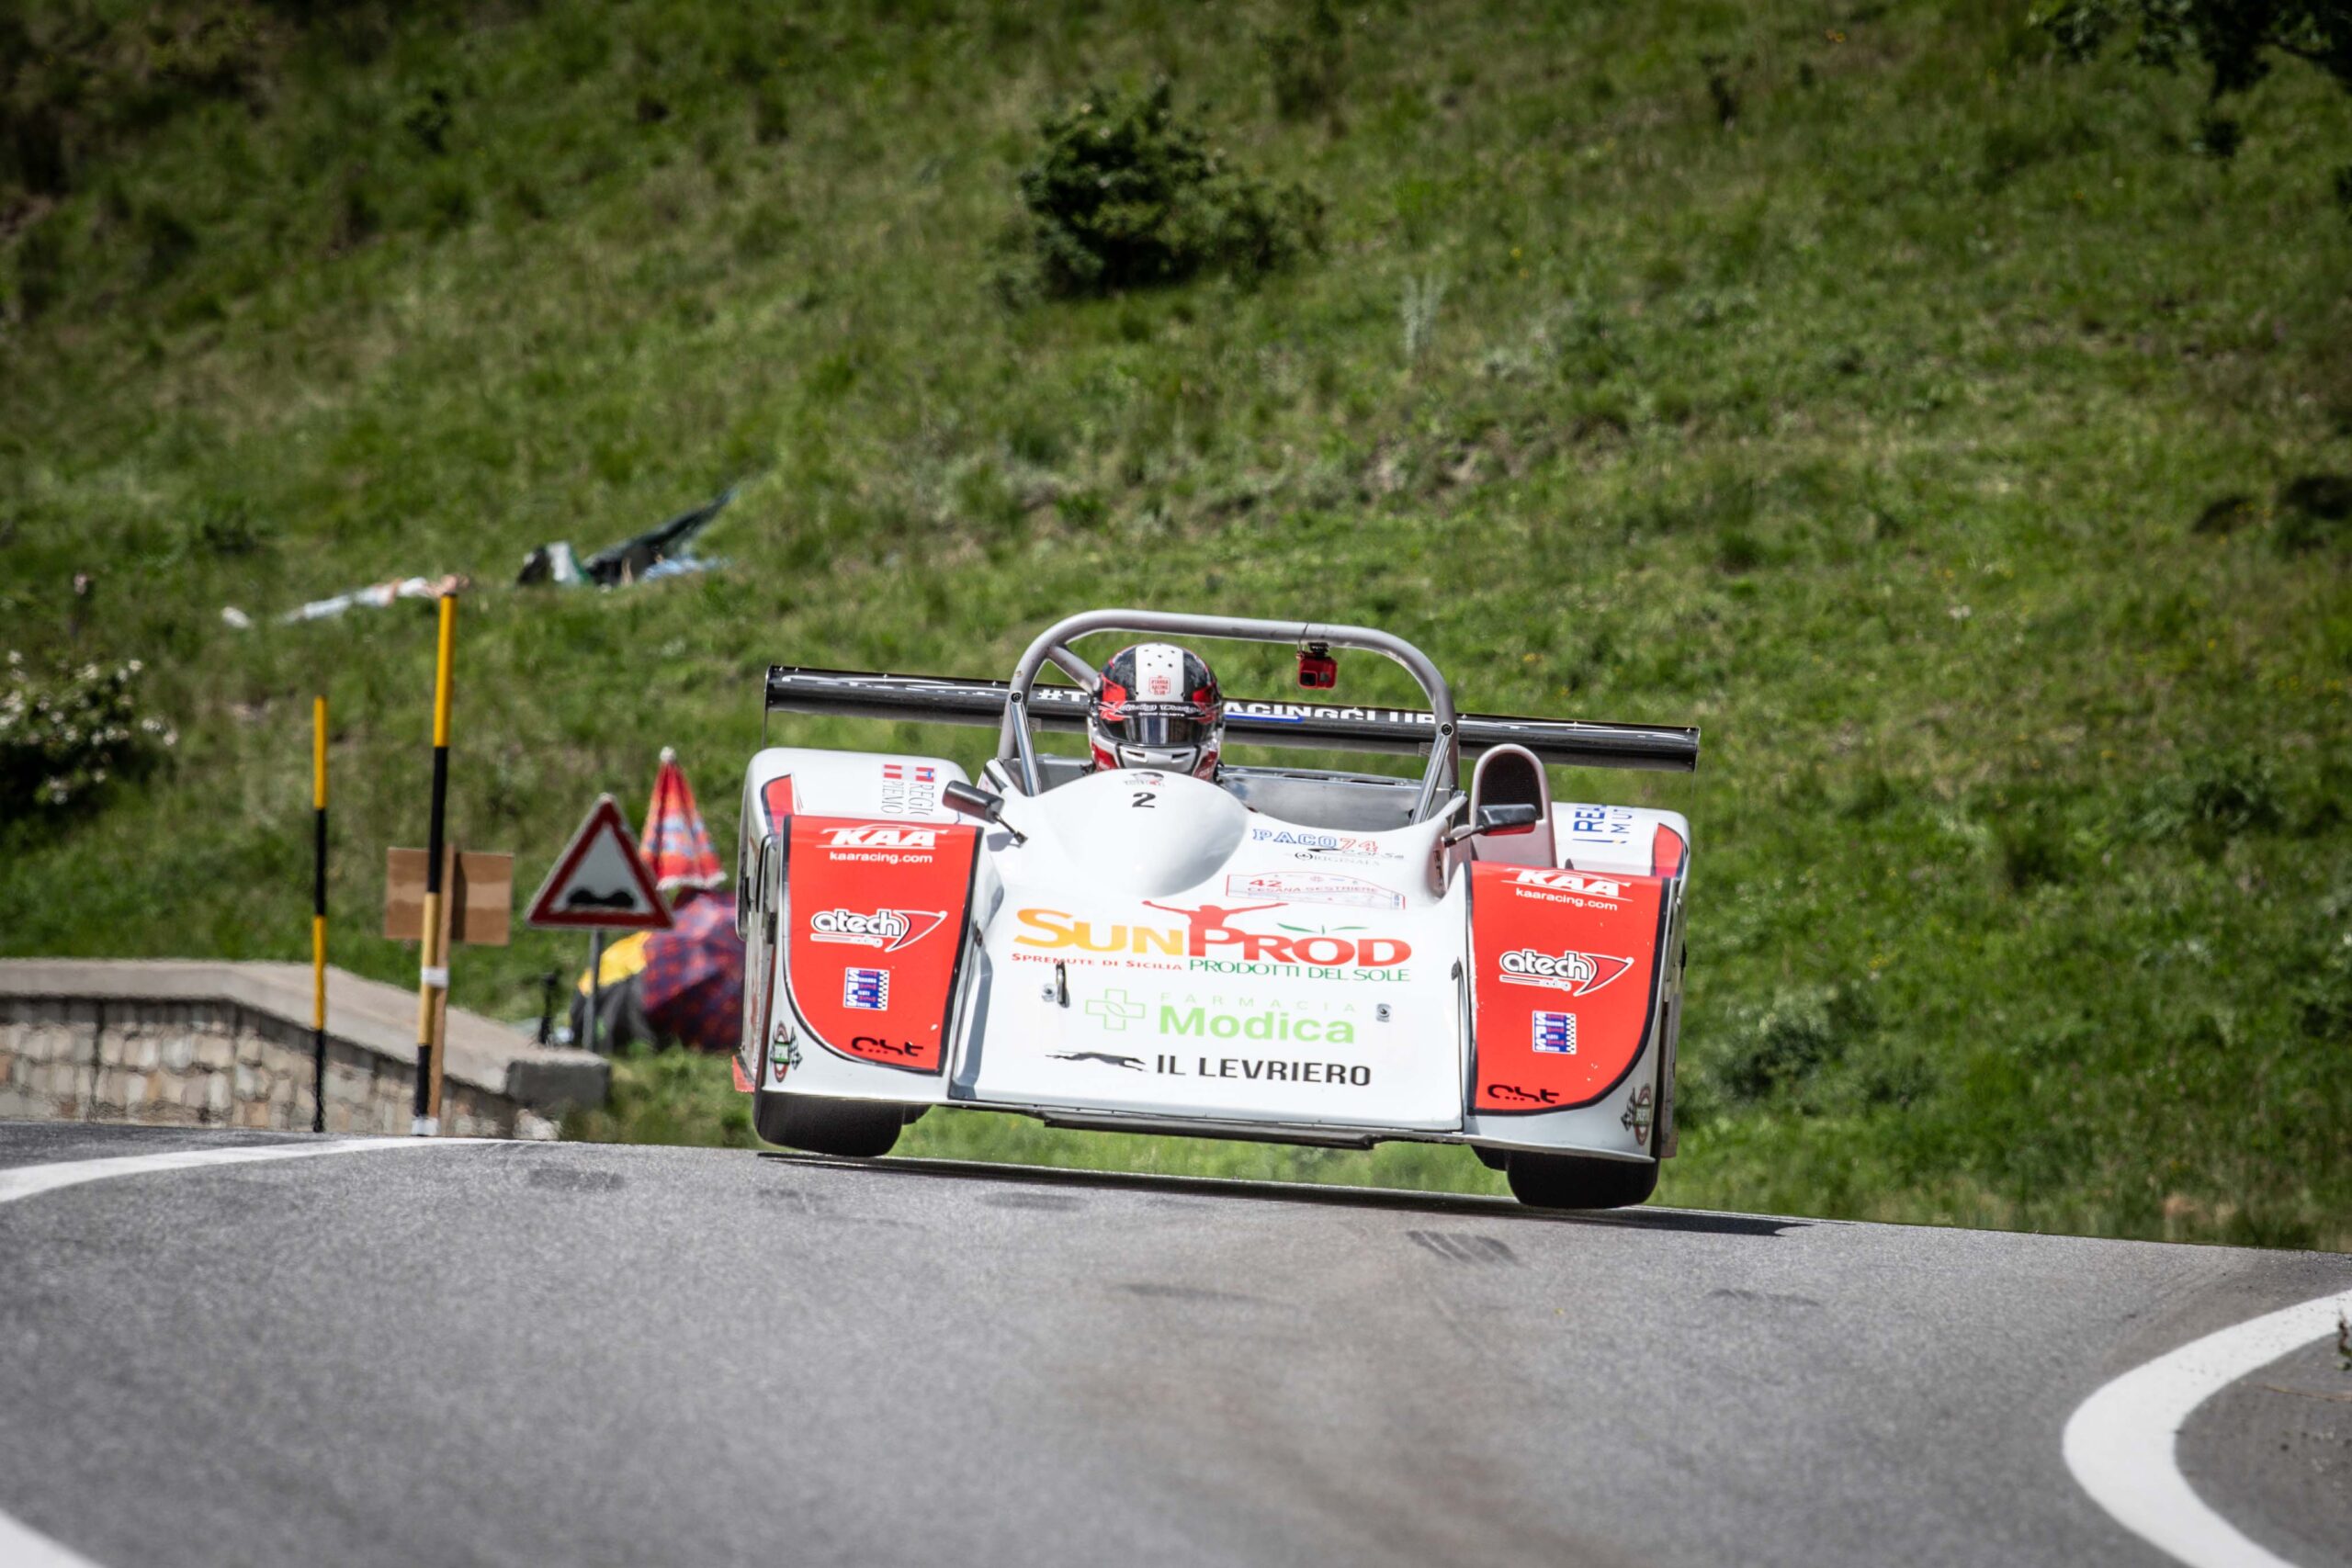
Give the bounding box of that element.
[1105,707,1216,750]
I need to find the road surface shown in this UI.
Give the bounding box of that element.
[0,1122,2345,1567]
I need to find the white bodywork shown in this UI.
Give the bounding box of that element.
[738,744,1690,1161]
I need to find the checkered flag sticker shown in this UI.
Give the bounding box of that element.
[1532,1010,1577,1055]
[843,968,890,1010]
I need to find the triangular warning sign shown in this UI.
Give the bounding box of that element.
[526,795,674,931]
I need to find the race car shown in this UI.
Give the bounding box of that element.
[734,609,1699,1209]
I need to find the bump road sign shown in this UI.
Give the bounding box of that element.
[526,795,673,932]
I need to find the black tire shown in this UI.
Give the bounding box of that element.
[1505,1150,1658,1210]
[1472,1145,1510,1173]
[752,1090,903,1158]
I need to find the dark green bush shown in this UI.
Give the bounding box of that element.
[1015,82,1322,299]
[1719,985,1876,1103]
[1997,802,2075,891]
[2276,472,2352,553]
[0,655,176,824]
[1264,0,1345,123]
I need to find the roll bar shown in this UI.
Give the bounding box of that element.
[1000,610,1462,820]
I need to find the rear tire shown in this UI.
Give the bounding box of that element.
[753,1090,902,1158]
[1505,1151,1658,1210]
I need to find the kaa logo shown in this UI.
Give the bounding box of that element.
[1512,869,1625,898]
[821,825,939,850]
[808,908,946,953]
[1498,947,1633,998]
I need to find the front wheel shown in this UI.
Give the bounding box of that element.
[753,1090,903,1158]
[1505,1151,1658,1210]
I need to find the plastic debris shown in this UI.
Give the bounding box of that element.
[515,541,582,587]
[220,606,253,629]
[281,574,468,624]
[515,486,734,591]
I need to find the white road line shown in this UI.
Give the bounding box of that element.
[0,1512,107,1568]
[2064,1288,2352,1568]
[0,1134,480,1568]
[0,1135,460,1207]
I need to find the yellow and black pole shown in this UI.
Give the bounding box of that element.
[412,595,458,1135]
[311,695,329,1134]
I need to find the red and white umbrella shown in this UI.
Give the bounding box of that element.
[640,747,725,897]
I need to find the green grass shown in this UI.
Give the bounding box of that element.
[6,0,2350,1247]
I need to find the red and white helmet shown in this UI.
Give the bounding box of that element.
[1090,642,1224,779]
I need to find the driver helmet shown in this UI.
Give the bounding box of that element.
[1090,642,1224,779]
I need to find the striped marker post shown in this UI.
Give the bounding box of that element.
[412,595,458,1136]
[311,695,329,1134]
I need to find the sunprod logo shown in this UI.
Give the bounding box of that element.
[1512,869,1625,898]
[1014,906,1410,967]
[1498,947,1632,998]
[842,968,890,1010]
[808,907,945,953]
[822,825,939,850]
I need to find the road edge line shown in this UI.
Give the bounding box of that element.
[2064,1288,2352,1568]
[0,1134,478,1207]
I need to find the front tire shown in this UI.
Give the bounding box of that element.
[1505,1151,1658,1210]
[753,1090,903,1158]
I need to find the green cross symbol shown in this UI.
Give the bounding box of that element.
[1085,987,1145,1032]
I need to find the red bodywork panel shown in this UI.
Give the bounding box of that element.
[783,816,978,1076]
[1651,822,1685,877]
[1468,863,1670,1114]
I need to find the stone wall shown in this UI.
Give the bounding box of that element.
[0,961,605,1139]
[0,998,541,1138]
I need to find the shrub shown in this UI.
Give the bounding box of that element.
[190,500,270,557]
[1718,984,1876,1102]
[2276,472,2352,553]
[1996,801,2075,891]
[1015,82,1322,299]
[1264,0,1345,123]
[0,654,176,824]
[2135,750,2283,858]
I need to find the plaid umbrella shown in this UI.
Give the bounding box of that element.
[638,891,743,1053]
[641,747,725,896]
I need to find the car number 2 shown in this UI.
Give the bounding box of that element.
[1131,792,1156,808]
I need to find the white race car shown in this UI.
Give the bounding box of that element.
[734,610,1698,1209]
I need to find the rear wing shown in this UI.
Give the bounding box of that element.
[764,667,1700,773]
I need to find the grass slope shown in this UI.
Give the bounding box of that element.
[6,0,2350,1246]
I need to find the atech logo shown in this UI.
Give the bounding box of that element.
[1498,947,1632,997]
[808,907,945,953]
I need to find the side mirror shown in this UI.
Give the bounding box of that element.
[1476,803,1542,833]
[943,781,1025,843]
[1444,801,1543,847]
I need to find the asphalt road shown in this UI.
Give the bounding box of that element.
[0,1122,2346,1568]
